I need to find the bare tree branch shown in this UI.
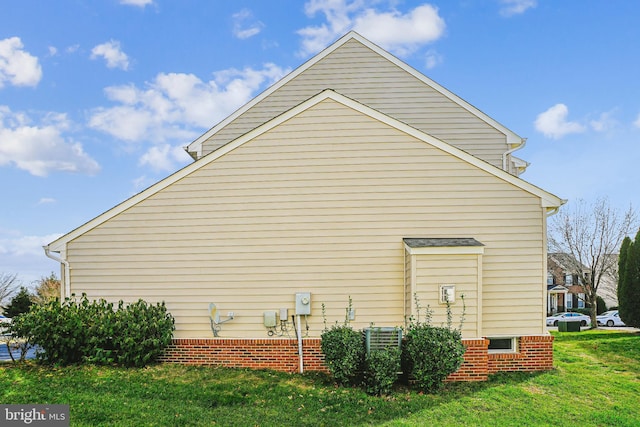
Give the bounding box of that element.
[0,273,20,308]
[549,198,637,327]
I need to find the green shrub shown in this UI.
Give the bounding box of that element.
[9,294,174,367]
[320,298,365,385]
[401,294,466,393]
[112,300,175,367]
[363,346,401,396]
[403,325,465,393]
[320,325,364,385]
[596,296,608,315]
[9,297,88,364]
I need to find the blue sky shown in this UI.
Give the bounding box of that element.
[1,0,639,286]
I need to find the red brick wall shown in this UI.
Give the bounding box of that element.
[158,338,327,374]
[159,335,553,381]
[488,335,554,373]
[446,339,489,382]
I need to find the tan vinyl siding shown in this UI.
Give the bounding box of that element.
[410,254,479,336]
[67,99,545,339]
[201,39,509,168]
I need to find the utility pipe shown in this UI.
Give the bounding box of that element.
[296,314,304,373]
[43,246,70,300]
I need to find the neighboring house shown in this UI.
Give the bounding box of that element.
[45,32,563,381]
[547,253,585,315]
[547,253,618,315]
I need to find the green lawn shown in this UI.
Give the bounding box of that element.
[1,330,639,426]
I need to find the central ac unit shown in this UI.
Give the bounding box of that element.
[363,327,402,354]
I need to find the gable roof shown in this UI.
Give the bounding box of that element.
[186,31,524,159]
[48,89,564,253]
[548,253,589,273]
[404,238,484,248]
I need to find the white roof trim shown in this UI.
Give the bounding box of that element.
[186,31,523,158]
[48,89,563,252]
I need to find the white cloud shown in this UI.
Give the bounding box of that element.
[0,106,100,176]
[0,230,63,286]
[89,64,287,142]
[232,8,265,40]
[89,64,288,171]
[119,0,153,7]
[634,113,640,128]
[298,1,445,57]
[37,198,56,205]
[139,144,191,172]
[589,111,617,132]
[0,230,62,258]
[499,0,537,17]
[534,103,585,139]
[91,40,130,70]
[0,37,42,88]
[425,49,443,69]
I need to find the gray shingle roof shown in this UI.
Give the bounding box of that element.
[403,238,484,248]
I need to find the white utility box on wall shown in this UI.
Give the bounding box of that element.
[295,292,311,315]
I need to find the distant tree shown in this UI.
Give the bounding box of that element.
[618,230,640,327]
[0,273,20,309]
[32,273,61,304]
[549,198,636,328]
[596,296,607,315]
[2,287,34,318]
[618,236,632,321]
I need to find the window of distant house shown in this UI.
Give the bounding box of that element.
[487,337,517,354]
[547,273,554,285]
[566,295,573,309]
[578,293,585,309]
[565,274,573,285]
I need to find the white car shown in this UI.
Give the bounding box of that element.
[546,312,591,327]
[0,315,10,324]
[597,310,626,327]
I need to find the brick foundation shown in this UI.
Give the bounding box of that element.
[159,335,554,381]
[158,338,327,374]
[487,335,555,373]
[446,339,490,382]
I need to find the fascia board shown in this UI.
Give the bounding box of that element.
[49,89,563,251]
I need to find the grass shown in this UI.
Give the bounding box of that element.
[1,330,639,426]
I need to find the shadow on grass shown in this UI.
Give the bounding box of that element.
[0,357,575,426]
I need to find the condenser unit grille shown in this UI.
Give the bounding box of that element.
[363,327,402,354]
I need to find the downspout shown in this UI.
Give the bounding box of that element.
[296,314,304,373]
[43,245,70,300]
[502,137,527,172]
